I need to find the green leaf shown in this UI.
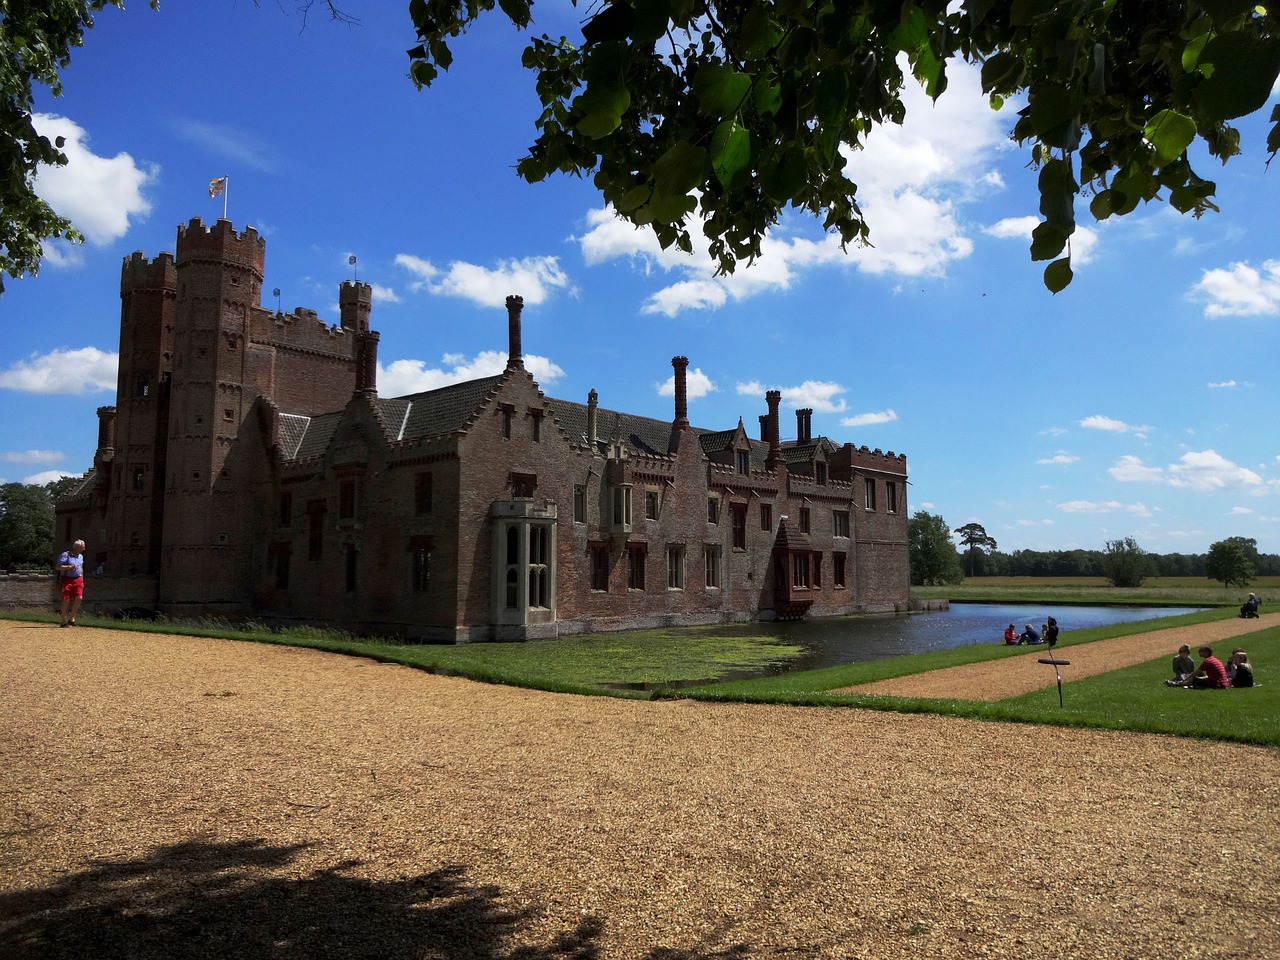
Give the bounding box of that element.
[651,140,709,198]
[888,7,928,52]
[1043,257,1073,294]
[1089,189,1117,220]
[639,191,697,226]
[1037,158,1077,230]
[711,121,752,189]
[741,3,782,60]
[1194,34,1280,122]
[572,82,631,139]
[816,70,849,126]
[632,0,671,45]
[1029,221,1067,261]
[1144,109,1197,164]
[1028,83,1082,148]
[761,145,807,202]
[1182,33,1209,73]
[694,63,752,118]
[753,81,782,117]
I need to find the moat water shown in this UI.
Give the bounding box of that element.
[678,603,1203,685]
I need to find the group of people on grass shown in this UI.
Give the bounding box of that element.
[1003,618,1059,646]
[1166,644,1254,689]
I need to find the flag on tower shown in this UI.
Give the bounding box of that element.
[209,177,227,198]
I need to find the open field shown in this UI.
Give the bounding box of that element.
[2,619,1278,959]
[912,576,1278,607]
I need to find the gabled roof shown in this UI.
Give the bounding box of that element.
[282,411,344,462]
[389,375,504,442]
[279,375,504,463]
[59,469,98,504]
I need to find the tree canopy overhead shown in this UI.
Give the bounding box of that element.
[406,0,1280,291]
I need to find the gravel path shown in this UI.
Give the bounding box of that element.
[2,620,1278,959]
[843,612,1280,700]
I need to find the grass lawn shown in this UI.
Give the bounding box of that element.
[912,576,1279,607]
[6,595,1276,746]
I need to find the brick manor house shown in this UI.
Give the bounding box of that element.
[58,218,910,640]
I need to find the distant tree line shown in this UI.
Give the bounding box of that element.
[958,540,1279,579]
[0,478,78,571]
[908,512,1277,588]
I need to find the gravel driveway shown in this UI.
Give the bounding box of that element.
[2,620,1277,959]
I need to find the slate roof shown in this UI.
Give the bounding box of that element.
[547,398,690,458]
[390,375,504,442]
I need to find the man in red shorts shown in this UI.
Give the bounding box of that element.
[56,539,86,628]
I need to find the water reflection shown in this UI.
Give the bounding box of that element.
[700,603,1201,675]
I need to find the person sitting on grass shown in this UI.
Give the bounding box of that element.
[1019,623,1041,645]
[1169,646,1229,689]
[1004,624,1019,645]
[1228,650,1255,688]
[1167,644,1196,686]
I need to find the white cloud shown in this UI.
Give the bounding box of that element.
[1109,449,1263,492]
[1190,259,1280,317]
[736,380,850,414]
[984,216,1099,265]
[1207,379,1236,388]
[378,351,565,397]
[1037,451,1079,465]
[395,254,573,307]
[21,469,79,486]
[1057,499,1152,517]
[0,347,118,395]
[1080,415,1152,436]
[1166,449,1263,492]
[575,60,1014,315]
[1109,455,1165,483]
[32,114,156,248]
[370,284,400,304]
[0,450,66,465]
[841,409,898,428]
[657,367,717,400]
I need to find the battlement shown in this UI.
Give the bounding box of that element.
[120,251,177,295]
[248,305,358,358]
[838,443,908,475]
[175,217,265,276]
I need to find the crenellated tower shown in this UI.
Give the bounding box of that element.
[159,218,266,606]
[106,249,178,575]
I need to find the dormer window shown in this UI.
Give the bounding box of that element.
[736,450,749,475]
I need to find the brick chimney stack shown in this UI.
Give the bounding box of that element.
[506,295,524,369]
[671,356,690,428]
[587,388,599,450]
[766,390,782,469]
[355,330,380,395]
[759,414,769,442]
[797,407,813,443]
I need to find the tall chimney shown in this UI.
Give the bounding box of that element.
[355,330,380,395]
[766,390,782,469]
[759,414,769,442]
[671,356,689,428]
[587,388,599,450]
[797,407,813,443]
[506,295,524,369]
[95,406,117,457]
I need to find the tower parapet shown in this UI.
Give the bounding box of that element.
[339,281,372,332]
[175,217,265,279]
[120,251,177,296]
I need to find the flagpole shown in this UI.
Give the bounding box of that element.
[223,176,229,220]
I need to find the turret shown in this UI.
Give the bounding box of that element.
[340,280,372,332]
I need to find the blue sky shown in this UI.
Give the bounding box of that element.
[4,3,1279,556]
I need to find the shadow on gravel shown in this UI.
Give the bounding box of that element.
[0,838,755,959]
